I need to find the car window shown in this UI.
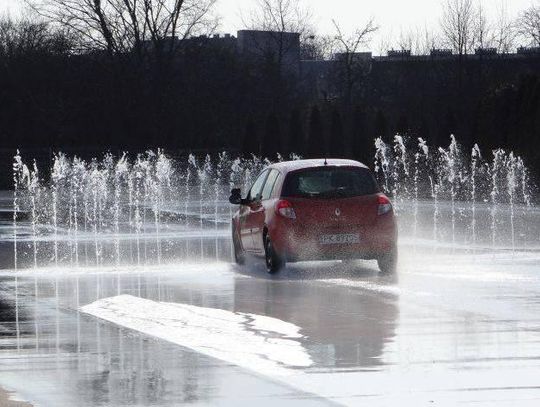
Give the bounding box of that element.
[261,170,279,200]
[281,167,379,198]
[247,170,269,201]
[271,173,282,197]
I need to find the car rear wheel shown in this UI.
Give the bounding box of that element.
[264,236,284,274]
[232,228,245,265]
[377,247,398,274]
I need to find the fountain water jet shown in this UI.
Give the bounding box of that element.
[506,153,519,253]
[12,151,29,270]
[490,149,505,250]
[437,136,462,247]
[470,144,481,250]
[374,136,535,251]
[413,138,429,241]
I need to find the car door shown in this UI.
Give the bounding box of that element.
[239,170,269,251]
[251,169,281,253]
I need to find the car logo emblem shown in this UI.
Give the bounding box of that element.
[335,208,341,217]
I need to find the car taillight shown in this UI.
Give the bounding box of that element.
[377,195,393,216]
[276,200,296,219]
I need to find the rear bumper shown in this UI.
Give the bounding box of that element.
[270,216,397,262]
[285,248,394,262]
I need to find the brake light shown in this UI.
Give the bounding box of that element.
[377,195,393,216]
[276,200,296,219]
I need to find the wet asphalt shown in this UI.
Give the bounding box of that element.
[1,240,540,406]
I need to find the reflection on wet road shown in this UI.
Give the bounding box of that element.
[2,244,540,406]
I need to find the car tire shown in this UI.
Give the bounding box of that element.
[377,247,398,274]
[264,236,284,274]
[232,227,245,265]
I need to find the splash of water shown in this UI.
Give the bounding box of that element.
[11,143,536,269]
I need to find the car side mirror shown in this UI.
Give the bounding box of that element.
[229,188,242,205]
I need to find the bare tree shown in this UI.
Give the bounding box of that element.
[441,0,477,56]
[419,26,443,54]
[0,16,74,57]
[246,0,312,35]
[300,34,333,60]
[472,1,494,50]
[244,0,314,72]
[332,19,378,102]
[383,25,442,56]
[26,0,219,56]
[331,18,378,155]
[517,3,540,47]
[375,30,392,56]
[396,29,415,53]
[493,0,517,53]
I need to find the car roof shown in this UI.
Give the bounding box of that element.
[267,159,370,174]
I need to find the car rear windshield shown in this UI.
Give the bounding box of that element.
[281,166,379,198]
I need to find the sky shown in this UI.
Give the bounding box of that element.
[216,0,535,50]
[1,0,536,51]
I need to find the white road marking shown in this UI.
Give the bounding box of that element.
[81,295,312,377]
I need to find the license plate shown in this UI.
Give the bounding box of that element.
[319,234,360,245]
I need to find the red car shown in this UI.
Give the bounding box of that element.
[229,159,398,274]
